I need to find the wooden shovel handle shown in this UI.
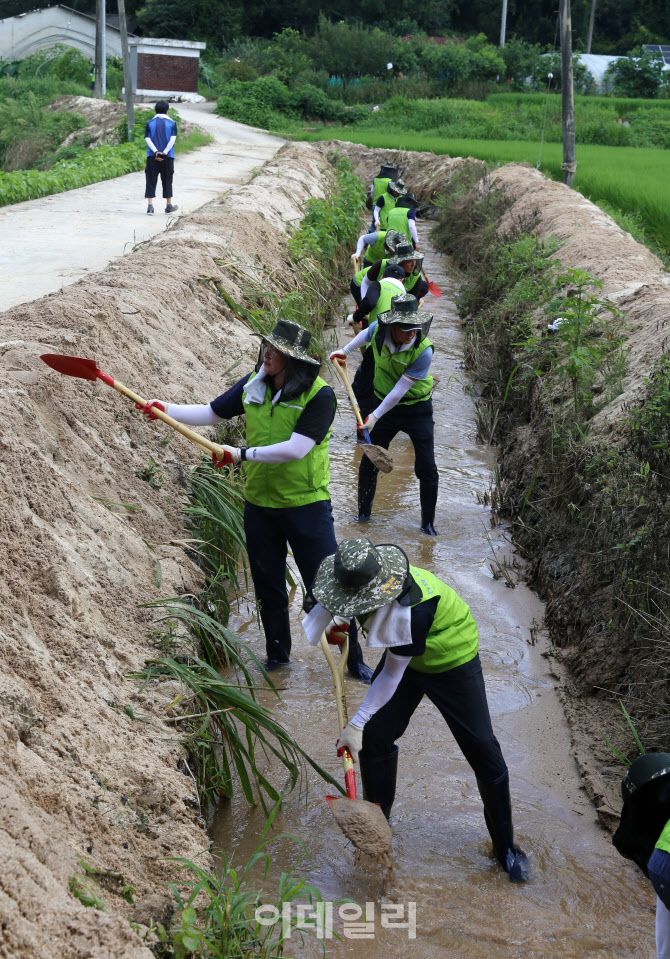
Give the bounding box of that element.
[111,379,225,459]
[331,357,366,429]
[320,632,357,800]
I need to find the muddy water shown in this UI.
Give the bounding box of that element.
[212,225,654,957]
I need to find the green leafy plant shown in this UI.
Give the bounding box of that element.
[136,458,165,490]
[69,860,135,911]
[539,268,626,419]
[165,805,336,958]
[131,600,342,811]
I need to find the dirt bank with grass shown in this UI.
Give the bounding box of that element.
[0,142,340,958]
[319,139,670,822]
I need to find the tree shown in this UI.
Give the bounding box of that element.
[604,46,665,97]
[135,0,244,45]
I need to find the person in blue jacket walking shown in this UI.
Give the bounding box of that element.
[144,100,178,216]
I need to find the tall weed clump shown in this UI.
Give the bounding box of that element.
[431,169,670,752]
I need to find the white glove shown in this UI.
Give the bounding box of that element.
[357,412,378,437]
[337,721,364,764]
[374,220,381,231]
[329,349,347,364]
[212,444,241,467]
[346,314,357,328]
[351,254,359,266]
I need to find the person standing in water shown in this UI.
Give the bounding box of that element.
[303,536,530,882]
[137,319,372,682]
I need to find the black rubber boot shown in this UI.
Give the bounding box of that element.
[357,470,378,522]
[476,771,530,882]
[343,620,373,684]
[359,745,399,820]
[259,607,291,671]
[419,480,439,535]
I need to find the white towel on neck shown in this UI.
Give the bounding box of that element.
[243,370,283,406]
[302,601,411,649]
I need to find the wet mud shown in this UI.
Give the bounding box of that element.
[215,223,655,957]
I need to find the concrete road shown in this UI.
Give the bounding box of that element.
[0,102,285,312]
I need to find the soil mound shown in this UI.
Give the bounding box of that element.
[49,95,126,149]
[0,141,334,957]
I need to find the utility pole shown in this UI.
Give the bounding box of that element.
[560,0,576,187]
[586,0,596,55]
[101,0,107,97]
[100,0,107,97]
[500,0,508,47]
[117,0,134,137]
[94,0,102,97]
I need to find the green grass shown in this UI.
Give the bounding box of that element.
[285,126,670,254]
[0,117,213,207]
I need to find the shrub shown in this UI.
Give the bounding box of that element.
[605,47,666,99]
[0,88,87,171]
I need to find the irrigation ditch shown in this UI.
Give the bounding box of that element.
[1,135,668,956]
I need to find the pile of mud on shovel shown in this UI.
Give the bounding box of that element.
[319,634,395,879]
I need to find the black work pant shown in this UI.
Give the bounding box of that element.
[362,653,508,783]
[145,156,174,199]
[359,397,438,485]
[243,499,337,614]
[352,348,376,417]
[349,279,362,307]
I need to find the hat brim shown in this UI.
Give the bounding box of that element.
[312,544,409,618]
[377,309,433,327]
[388,251,425,268]
[255,332,321,366]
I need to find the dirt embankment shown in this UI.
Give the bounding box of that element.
[0,142,334,958]
[324,140,670,820]
[49,96,202,151]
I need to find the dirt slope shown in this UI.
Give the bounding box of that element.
[0,142,332,958]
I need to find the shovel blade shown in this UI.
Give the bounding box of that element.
[428,281,442,298]
[41,354,101,381]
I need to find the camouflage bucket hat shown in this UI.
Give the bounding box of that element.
[378,292,433,329]
[388,240,424,269]
[396,192,418,210]
[313,538,409,618]
[388,179,405,194]
[260,319,320,366]
[383,229,404,252]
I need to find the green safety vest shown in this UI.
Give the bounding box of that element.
[373,177,392,206]
[403,268,422,293]
[354,261,416,294]
[378,193,399,230]
[358,565,478,674]
[371,324,433,404]
[406,566,479,673]
[369,278,404,326]
[364,231,389,266]
[243,372,334,509]
[354,259,389,289]
[386,206,413,243]
[656,818,670,855]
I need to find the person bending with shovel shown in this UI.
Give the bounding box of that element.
[305,536,530,883]
[330,293,439,536]
[137,319,372,683]
[352,242,428,317]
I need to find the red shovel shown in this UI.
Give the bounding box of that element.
[40,354,227,461]
[421,266,442,298]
